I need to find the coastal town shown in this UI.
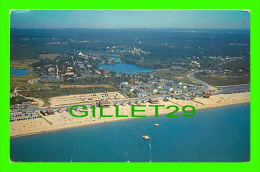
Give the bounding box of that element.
[10,49,250,137]
[8,10,251,163]
[9,17,250,137]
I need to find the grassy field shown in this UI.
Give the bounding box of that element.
[11,59,39,69]
[39,53,61,60]
[10,95,35,105]
[59,84,113,88]
[196,74,250,86]
[16,82,116,106]
[18,86,118,100]
[155,68,197,84]
[38,78,64,83]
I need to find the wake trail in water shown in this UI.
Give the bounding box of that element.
[149,142,152,162]
[70,144,77,162]
[125,152,130,162]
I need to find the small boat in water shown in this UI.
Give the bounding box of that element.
[154,123,159,126]
[142,136,150,140]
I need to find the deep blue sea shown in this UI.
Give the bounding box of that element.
[10,68,29,76]
[99,63,154,73]
[10,103,250,162]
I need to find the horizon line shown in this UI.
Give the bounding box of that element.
[10,27,250,30]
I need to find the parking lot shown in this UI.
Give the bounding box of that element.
[216,84,250,94]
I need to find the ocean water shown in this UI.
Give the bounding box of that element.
[99,63,154,73]
[10,68,29,76]
[10,103,250,162]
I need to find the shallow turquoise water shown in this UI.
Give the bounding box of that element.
[10,103,250,162]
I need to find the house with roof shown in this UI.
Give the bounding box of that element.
[125,87,132,92]
[166,81,180,87]
[152,84,163,89]
[188,86,197,91]
[137,91,148,97]
[147,80,156,84]
[177,85,187,89]
[158,90,167,95]
[158,79,168,83]
[140,85,149,89]
[152,89,158,94]
[134,81,143,85]
[149,74,154,79]
[183,83,196,87]
[118,83,127,88]
[121,81,129,86]
[114,73,122,77]
[164,87,174,92]
[171,88,183,94]
[132,89,140,94]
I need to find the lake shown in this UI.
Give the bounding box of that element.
[10,68,29,76]
[10,103,250,162]
[99,63,154,73]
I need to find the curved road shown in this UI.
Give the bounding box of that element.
[187,70,217,91]
[13,84,45,107]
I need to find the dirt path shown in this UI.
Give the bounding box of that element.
[13,84,45,107]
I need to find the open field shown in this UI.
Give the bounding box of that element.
[11,92,250,137]
[155,68,196,84]
[196,74,250,86]
[11,59,39,69]
[39,53,61,60]
[20,86,118,103]
[50,91,126,106]
[59,84,113,88]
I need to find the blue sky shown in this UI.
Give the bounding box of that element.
[10,10,250,29]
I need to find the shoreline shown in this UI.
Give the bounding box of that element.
[10,92,250,138]
[11,100,249,138]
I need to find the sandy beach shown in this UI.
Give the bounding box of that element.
[10,92,250,137]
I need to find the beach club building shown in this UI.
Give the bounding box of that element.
[148,98,159,104]
[96,100,111,107]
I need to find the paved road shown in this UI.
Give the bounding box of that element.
[215,84,250,95]
[187,70,217,91]
[12,71,249,113]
